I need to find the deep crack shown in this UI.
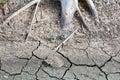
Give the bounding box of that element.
[56,51,98,80]
[61,64,72,79]
[34,64,42,80]
[57,51,96,67]
[32,41,41,53]
[56,51,73,79]
[0,57,31,77]
[56,51,72,65]
[56,51,109,80]
[96,64,108,80]
[100,56,112,68]
[0,41,41,76]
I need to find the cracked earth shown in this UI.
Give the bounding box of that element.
[0,0,120,80]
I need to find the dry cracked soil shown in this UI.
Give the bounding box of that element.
[0,0,120,80]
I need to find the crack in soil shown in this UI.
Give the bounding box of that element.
[100,56,112,68]
[61,64,72,79]
[57,51,96,67]
[57,50,112,80]
[0,41,41,78]
[34,64,42,80]
[96,65,108,80]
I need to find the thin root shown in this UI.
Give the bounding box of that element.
[3,0,38,24]
[77,7,90,31]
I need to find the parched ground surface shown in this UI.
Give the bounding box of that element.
[0,0,120,80]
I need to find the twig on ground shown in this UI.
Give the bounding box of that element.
[3,0,38,24]
[54,28,78,51]
[25,0,41,41]
[77,7,90,31]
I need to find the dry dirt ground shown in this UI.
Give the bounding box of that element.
[0,0,120,80]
